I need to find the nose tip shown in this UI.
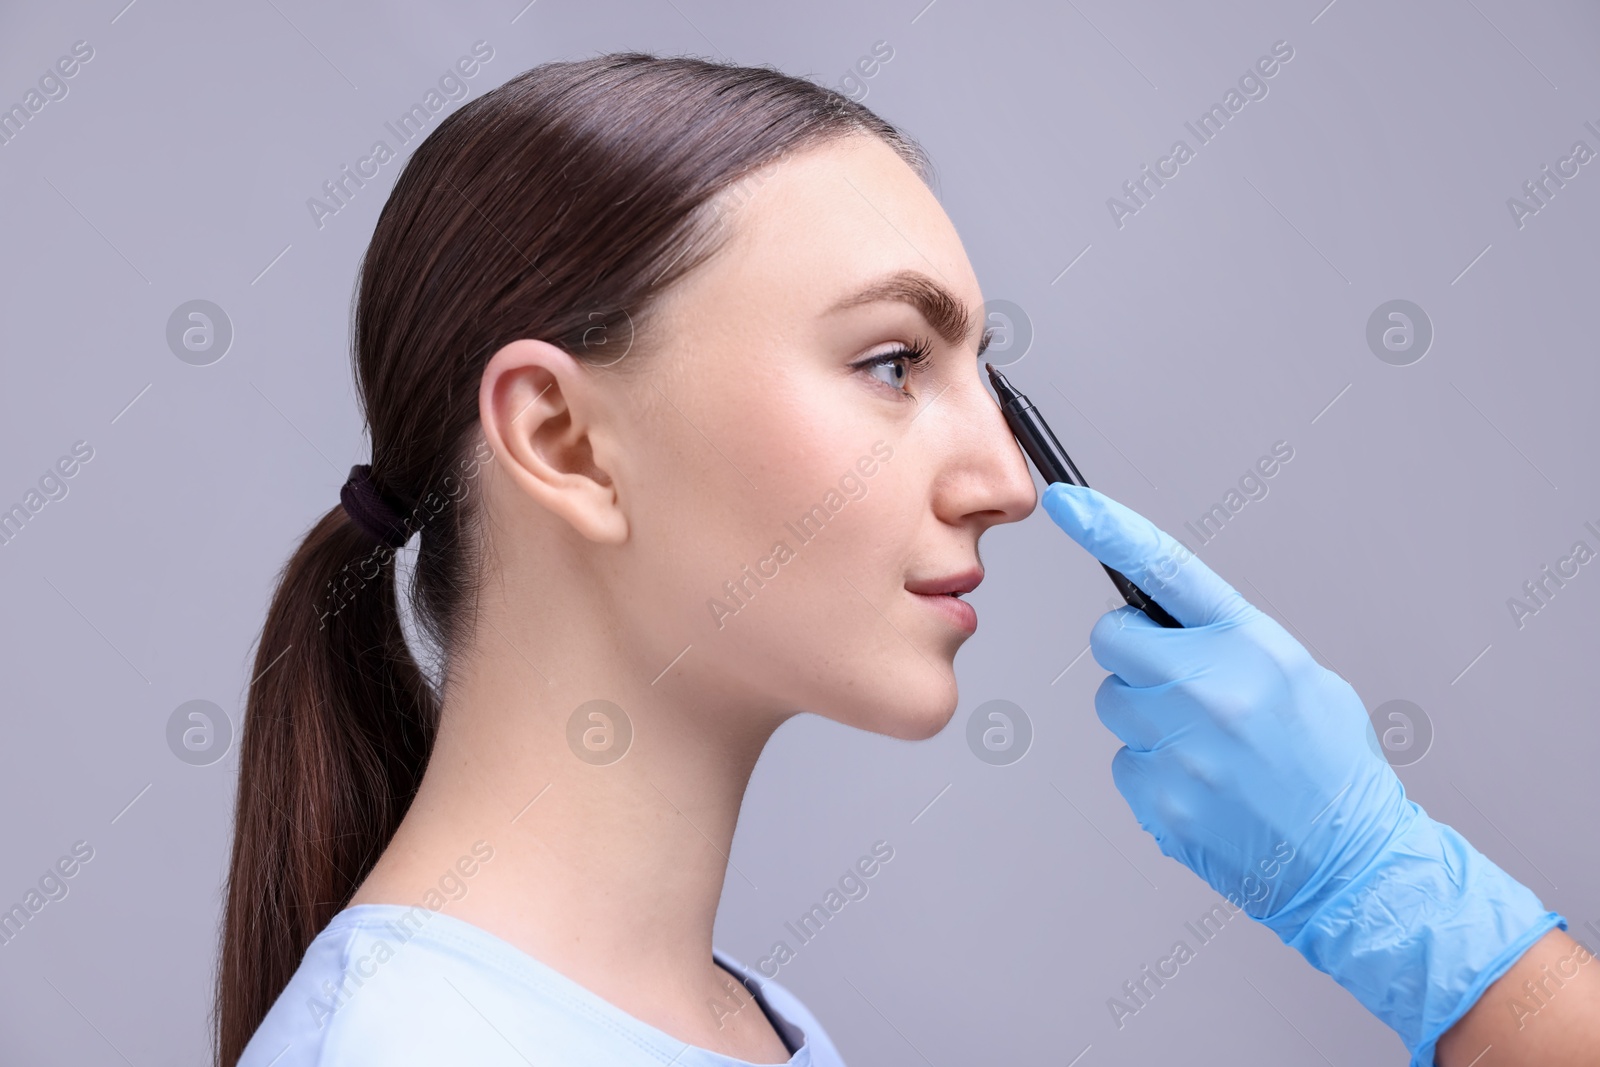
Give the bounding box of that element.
[964,368,1041,529]
[1017,480,1041,519]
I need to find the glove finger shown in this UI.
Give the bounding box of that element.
[1088,602,1253,689]
[1042,482,1253,629]
[1108,745,1169,851]
[1085,606,1146,675]
[1094,673,1191,752]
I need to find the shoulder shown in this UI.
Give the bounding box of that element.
[239,904,639,1067]
[237,905,462,1066]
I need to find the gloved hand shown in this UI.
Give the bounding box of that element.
[1042,481,1563,1067]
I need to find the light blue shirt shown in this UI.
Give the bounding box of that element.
[239,904,847,1067]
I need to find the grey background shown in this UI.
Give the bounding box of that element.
[2,0,1597,1063]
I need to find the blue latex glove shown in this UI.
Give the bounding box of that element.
[1042,482,1564,1066]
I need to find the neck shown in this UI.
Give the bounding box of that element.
[351,592,784,1023]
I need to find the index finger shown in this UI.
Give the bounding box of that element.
[1041,482,1253,629]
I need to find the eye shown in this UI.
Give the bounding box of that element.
[855,336,934,396]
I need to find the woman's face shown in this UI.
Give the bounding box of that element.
[605,133,1037,739]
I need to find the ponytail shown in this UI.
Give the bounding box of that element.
[214,507,437,1066]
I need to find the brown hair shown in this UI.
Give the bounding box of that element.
[215,52,930,1065]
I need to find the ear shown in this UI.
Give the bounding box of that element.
[479,339,628,545]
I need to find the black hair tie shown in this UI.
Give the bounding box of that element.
[339,465,413,549]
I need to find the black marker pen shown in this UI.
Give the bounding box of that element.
[986,363,1182,629]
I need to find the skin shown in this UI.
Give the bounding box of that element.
[351,132,1036,1062]
[1436,928,1600,1066]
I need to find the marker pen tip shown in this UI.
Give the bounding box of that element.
[985,362,1021,403]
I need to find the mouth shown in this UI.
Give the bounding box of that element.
[905,567,983,634]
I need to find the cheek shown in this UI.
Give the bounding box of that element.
[713,437,949,730]
[623,382,870,631]
[700,392,895,625]
[618,359,955,728]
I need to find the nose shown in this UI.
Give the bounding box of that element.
[927,364,1038,531]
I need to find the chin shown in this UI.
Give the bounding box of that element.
[892,706,958,742]
[843,677,960,741]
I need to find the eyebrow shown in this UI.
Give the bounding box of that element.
[828,269,992,356]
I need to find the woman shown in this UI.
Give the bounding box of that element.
[220,53,1597,1066]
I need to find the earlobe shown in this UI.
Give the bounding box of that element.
[478,339,629,545]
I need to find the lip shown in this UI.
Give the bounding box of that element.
[909,591,978,633]
[904,567,984,597]
[906,567,983,634]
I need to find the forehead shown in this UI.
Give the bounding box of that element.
[685,135,984,335]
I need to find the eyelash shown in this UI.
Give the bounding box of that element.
[856,335,935,397]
